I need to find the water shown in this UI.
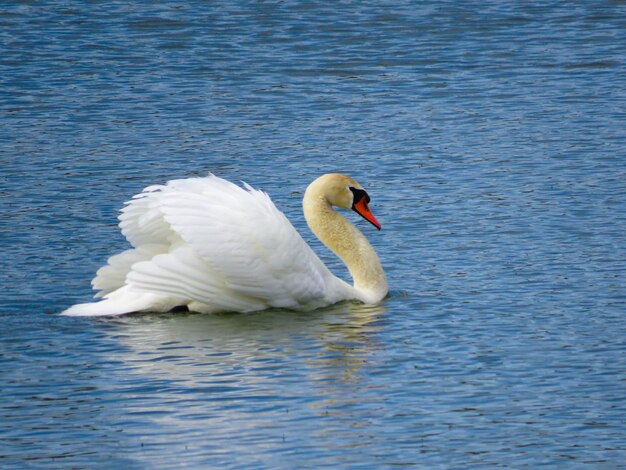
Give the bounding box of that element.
[1,1,625,467]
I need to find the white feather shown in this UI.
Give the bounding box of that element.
[63,174,354,317]
[91,244,167,297]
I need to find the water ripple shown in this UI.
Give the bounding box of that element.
[2,0,625,468]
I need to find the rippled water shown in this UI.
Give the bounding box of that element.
[2,1,625,468]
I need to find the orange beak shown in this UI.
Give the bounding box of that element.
[353,197,381,230]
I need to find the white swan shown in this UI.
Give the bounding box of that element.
[62,173,387,316]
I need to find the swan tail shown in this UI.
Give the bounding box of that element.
[62,286,180,317]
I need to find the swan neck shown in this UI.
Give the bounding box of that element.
[303,188,387,303]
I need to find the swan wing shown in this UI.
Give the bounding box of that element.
[113,174,343,311]
[91,244,167,298]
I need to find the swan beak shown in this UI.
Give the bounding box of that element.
[353,198,382,230]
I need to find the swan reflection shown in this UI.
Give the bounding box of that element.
[103,302,387,391]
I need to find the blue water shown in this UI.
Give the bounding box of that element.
[2,1,625,468]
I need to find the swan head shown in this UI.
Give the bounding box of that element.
[307,173,381,230]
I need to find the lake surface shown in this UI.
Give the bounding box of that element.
[1,1,625,468]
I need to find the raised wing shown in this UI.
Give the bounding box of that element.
[112,174,340,311]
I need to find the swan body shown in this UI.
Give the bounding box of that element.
[62,173,387,316]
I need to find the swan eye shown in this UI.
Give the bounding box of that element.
[349,186,370,206]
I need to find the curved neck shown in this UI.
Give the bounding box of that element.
[303,188,387,303]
